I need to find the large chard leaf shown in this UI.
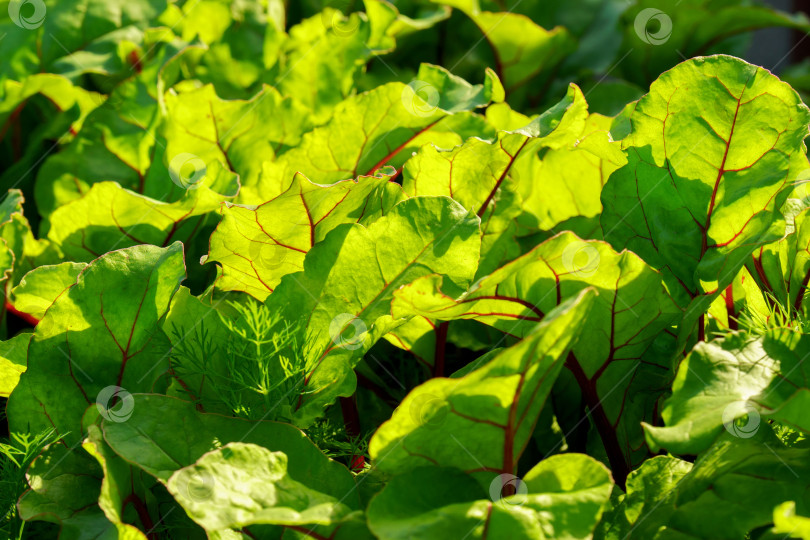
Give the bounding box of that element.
[512,111,627,237]
[387,86,593,366]
[33,37,203,218]
[265,196,481,426]
[101,395,357,502]
[0,73,100,130]
[370,289,595,479]
[601,55,810,339]
[401,83,588,276]
[250,64,501,202]
[46,170,237,261]
[367,454,612,540]
[0,190,48,281]
[0,191,28,301]
[595,455,692,540]
[166,442,358,535]
[18,413,165,539]
[433,0,576,101]
[205,170,406,301]
[276,9,378,123]
[392,232,680,480]
[0,74,102,190]
[6,243,185,447]
[598,428,810,540]
[644,328,810,456]
[101,394,363,538]
[0,0,167,84]
[163,83,311,191]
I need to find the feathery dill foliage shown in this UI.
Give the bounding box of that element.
[307,418,370,465]
[169,299,307,422]
[0,429,61,540]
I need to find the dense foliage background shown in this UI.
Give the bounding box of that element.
[2,0,810,539]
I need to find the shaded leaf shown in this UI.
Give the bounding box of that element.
[600,55,810,340]
[644,328,810,455]
[370,289,595,479]
[7,243,185,447]
[367,453,611,540]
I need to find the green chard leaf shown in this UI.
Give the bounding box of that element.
[166,442,356,534]
[250,64,499,202]
[163,83,311,192]
[644,328,810,455]
[205,170,406,301]
[364,0,451,51]
[603,428,810,540]
[101,394,363,538]
[33,36,206,218]
[45,169,237,262]
[433,0,576,102]
[512,110,627,238]
[0,74,103,191]
[370,289,595,479]
[387,85,596,366]
[7,243,185,447]
[101,394,357,504]
[367,454,612,540]
[600,55,810,341]
[0,190,52,335]
[392,232,680,481]
[265,196,481,426]
[401,83,588,276]
[82,423,153,540]
[17,443,119,539]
